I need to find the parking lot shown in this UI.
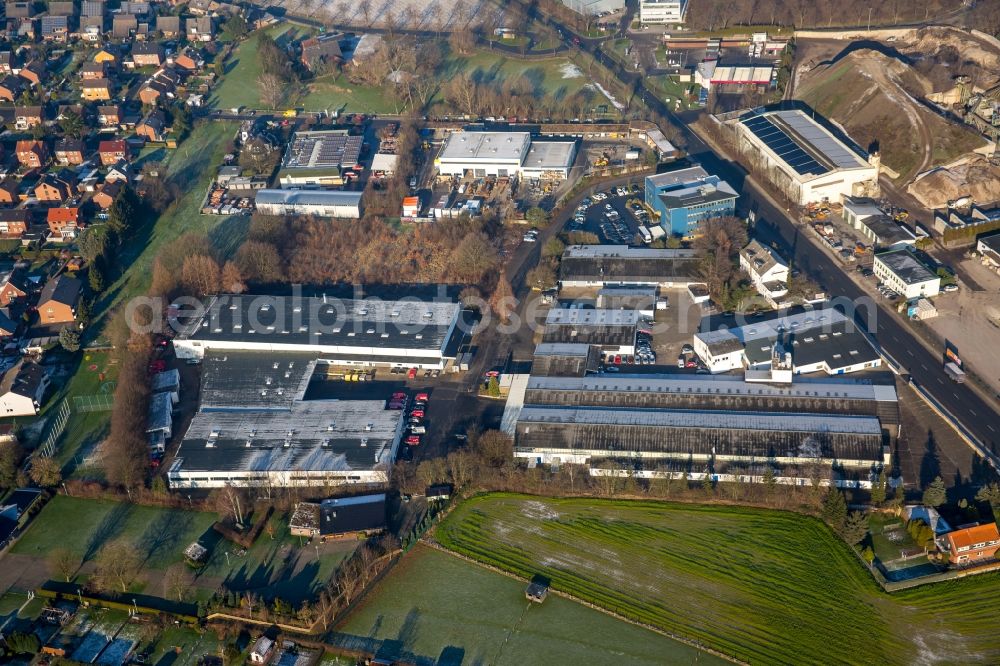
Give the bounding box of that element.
[567,185,658,245]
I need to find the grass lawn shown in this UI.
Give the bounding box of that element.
[12,496,352,604]
[646,74,698,110]
[332,544,722,665]
[439,52,588,102]
[146,624,221,666]
[94,119,245,325]
[437,494,1000,665]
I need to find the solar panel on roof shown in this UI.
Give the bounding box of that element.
[741,114,830,177]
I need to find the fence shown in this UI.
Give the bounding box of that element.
[36,401,72,458]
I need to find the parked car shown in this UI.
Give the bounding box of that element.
[407,367,418,379]
[685,359,698,368]
[677,354,686,368]
[943,283,959,292]
[410,409,425,419]
[409,425,427,434]
[415,392,429,402]
[405,435,421,446]
[681,343,694,354]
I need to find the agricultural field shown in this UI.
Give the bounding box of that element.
[437,494,1000,665]
[7,496,353,604]
[332,544,720,665]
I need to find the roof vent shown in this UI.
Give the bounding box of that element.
[327,423,335,431]
[273,362,280,369]
[321,438,330,447]
[364,423,373,432]
[360,438,368,447]
[265,377,273,385]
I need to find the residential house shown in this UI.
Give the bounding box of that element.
[137,69,176,105]
[132,42,164,67]
[0,75,23,102]
[112,14,137,38]
[54,138,85,165]
[11,17,37,40]
[0,267,29,305]
[17,60,44,87]
[15,140,46,168]
[82,0,104,17]
[81,77,113,101]
[0,309,17,337]
[184,16,213,41]
[739,239,790,307]
[48,1,75,15]
[136,110,165,141]
[0,179,19,204]
[94,46,119,64]
[0,210,28,238]
[34,173,74,202]
[0,51,14,75]
[0,360,49,417]
[945,523,1000,565]
[91,180,121,208]
[300,33,342,71]
[81,20,103,41]
[156,15,180,37]
[249,637,274,665]
[13,105,42,130]
[47,206,80,241]
[4,2,32,19]
[40,15,69,42]
[98,139,128,165]
[173,47,202,71]
[80,61,108,80]
[121,0,151,15]
[37,274,81,325]
[97,104,121,128]
[105,159,132,184]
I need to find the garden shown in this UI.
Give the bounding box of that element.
[435,493,1000,665]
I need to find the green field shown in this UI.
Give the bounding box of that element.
[333,544,722,665]
[440,52,589,101]
[12,496,353,602]
[436,494,1000,665]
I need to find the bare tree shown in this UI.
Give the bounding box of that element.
[48,547,78,582]
[92,539,143,594]
[163,563,193,602]
[214,483,247,525]
[258,72,286,110]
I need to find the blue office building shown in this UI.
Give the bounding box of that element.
[644,166,738,237]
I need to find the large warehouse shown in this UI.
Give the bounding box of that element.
[693,308,882,375]
[278,130,363,188]
[254,189,362,218]
[507,371,896,483]
[731,109,879,205]
[559,245,702,288]
[436,131,577,179]
[542,308,639,354]
[168,352,404,490]
[172,294,463,369]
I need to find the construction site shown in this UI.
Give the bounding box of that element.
[791,27,1000,211]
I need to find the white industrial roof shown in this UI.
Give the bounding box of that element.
[646,165,711,190]
[697,308,848,347]
[545,308,640,326]
[533,342,593,357]
[527,373,898,402]
[517,406,883,434]
[563,244,698,259]
[439,132,531,163]
[522,141,575,170]
[255,189,363,207]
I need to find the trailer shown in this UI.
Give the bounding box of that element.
[944,362,966,383]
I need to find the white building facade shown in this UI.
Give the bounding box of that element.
[873,250,941,300]
[639,0,687,24]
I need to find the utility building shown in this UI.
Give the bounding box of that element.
[873,249,941,300]
[278,130,362,188]
[731,109,879,206]
[436,131,577,179]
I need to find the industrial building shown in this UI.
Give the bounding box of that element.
[693,308,882,375]
[511,372,895,482]
[254,189,362,218]
[542,308,638,354]
[644,166,738,237]
[531,342,601,377]
[695,62,774,92]
[978,233,1000,269]
[172,294,463,369]
[289,493,387,538]
[873,249,941,300]
[558,245,701,288]
[638,0,687,24]
[596,285,659,316]
[168,352,405,490]
[739,239,789,307]
[436,131,577,179]
[277,130,363,188]
[857,215,917,249]
[731,109,879,206]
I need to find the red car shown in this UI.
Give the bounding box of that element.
[614,355,622,365]
[407,367,418,379]
[415,392,429,402]
[410,409,425,419]
[685,360,697,368]
[405,435,421,446]
[391,392,407,400]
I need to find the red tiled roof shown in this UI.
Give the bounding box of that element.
[947,523,1000,551]
[47,207,79,223]
[98,139,126,153]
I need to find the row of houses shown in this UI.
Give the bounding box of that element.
[3,1,215,43]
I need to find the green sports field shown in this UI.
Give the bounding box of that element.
[436,494,1000,665]
[333,544,722,665]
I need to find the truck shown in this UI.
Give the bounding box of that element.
[944,362,966,383]
[638,225,652,243]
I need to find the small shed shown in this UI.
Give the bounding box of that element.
[183,541,208,565]
[426,484,452,502]
[250,636,275,664]
[525,581,549,603]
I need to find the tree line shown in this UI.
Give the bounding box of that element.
[685,0,965,31]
